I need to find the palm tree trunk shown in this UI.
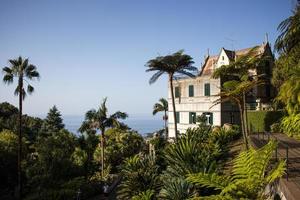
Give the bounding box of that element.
[169,74,178,140]
[164,110,168,138]
[101,127,105,178]
[238,102,248,149]
[17,78,23,200]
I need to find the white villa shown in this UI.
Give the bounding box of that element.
[168,41,275,138]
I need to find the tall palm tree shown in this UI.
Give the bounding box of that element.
[2,56,40,199]
[153,98,168,138]
[146,50,198,140]
[79,97,128,177]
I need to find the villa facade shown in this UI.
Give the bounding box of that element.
[168,42,275,138]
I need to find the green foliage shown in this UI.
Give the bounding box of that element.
[159,177,193,200]
[118,155,161,200]
[132,189,155,200]
[25,129,81,195]
[93,128,144,173]
[41,105,65,134]
[281,113,300,137]
[187,140,286,199]
[0,130,18,195]
[247,111,283,132]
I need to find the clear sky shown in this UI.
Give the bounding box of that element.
[0,0,295,118]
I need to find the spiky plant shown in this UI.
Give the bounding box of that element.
[159,177,194,200]
[187,140,286,199]
[153,98,168,138]
[118,155,161,200]
[2,56,40,199]
[146,50,198,140]
[79,97,127,177]
[132,189,155,200]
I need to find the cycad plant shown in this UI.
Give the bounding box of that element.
[79,97,127,177]
[153,98,168,138]
[117,155,161,200]
[187,140,286,200]
[2,56,40,199]
[146,50,198,140]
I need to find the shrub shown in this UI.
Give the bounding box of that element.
[281,114,300,137]
[247,111,283,133]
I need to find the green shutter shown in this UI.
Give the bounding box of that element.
[175,87,180,98]
[189,85,194,97]
[176,112,180,123]
[209,113,213,125]
[205,83,210,96]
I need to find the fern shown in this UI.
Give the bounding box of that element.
[187,140,286,199]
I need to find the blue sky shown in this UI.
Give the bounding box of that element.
[0,0,295,118]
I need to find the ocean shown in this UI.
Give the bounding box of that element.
[63,115,164,136]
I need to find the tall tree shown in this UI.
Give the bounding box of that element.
[79,97,128,177]
[2,56,39,199]
[146,50,198,140]
[212,47,268,148]
[152,98,168,138]
[41,105,65,134]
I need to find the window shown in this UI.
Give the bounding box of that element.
[222,56,224,60]
[188,85,194,97]
[175,87,180,98]
[204,83,210,96]
[203,112,213,125]
[189,112,196,124]
[175,112,180,123]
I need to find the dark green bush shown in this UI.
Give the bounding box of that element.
[247,111,283,133]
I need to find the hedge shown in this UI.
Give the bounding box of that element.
[247,111,284,133]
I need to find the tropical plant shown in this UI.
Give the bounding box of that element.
[281,113,300,137]
[159,177,193,200]
[2,56,40,199]
[132,189,155,200]
[212,47,268,149]
[146,50,198,140]
[93,128,144,173]
[78,97,128,177]
[153,98,168,138]
[275,4,300,54]
[118,155,161,200]
[187,140,286,199]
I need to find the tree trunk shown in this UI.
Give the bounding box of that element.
[238,103,248,150]
[101,127,105,178]
[169,74,178,140]
[164,110,168,139]
[243,91,249,137]
[17,77,23,200]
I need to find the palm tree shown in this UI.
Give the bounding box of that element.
[79,97,128,177]
[146,50,198,140]
[153,98,168,138]
[275,4,300,54]
[2,56,40,199]
[187,140,286,199]
[211,80,262,149]
[212,47,268,148]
